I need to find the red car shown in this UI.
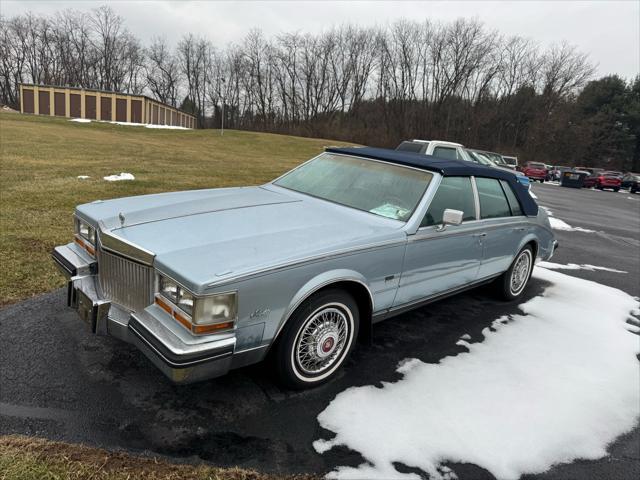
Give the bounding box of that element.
[519,162,548,182]
[582,172,622,191]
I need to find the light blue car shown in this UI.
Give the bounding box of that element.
[53,146,557,388]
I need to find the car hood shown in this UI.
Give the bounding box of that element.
[77,186,404,293]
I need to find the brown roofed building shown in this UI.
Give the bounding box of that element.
[19,84,196,129]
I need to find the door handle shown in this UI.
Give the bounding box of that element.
[513,227,526,232]
[472,233,487,237]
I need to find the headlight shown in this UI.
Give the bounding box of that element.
[176,289,194,316]
[192,292,237,333]
[159,276,179,303]
[74,216,96,255]
[156,274,237,335]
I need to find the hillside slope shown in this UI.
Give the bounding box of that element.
[0,113,349,305]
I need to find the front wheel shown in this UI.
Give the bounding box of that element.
[496,246,534,300]
[273,289,359,389]
[614,187,620,192]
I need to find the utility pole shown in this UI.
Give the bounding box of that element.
[219,77,226,136]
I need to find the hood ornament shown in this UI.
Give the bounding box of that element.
[118,212,125,226]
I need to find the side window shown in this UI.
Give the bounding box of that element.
[476,177,511,219]
[500,180,523,216]
[421,176,476,227]
[432,146,458,161]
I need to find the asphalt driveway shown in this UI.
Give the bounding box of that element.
[1,183,639,479]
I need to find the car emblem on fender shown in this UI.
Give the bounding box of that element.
[118,212,125,226]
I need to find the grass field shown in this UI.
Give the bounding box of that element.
[0,435,317,480]
[0,112,349,305]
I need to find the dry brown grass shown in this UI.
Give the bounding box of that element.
[0,112,349,305]
[0,435,320,480]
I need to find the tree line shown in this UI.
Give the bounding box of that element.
[1,6,638,170]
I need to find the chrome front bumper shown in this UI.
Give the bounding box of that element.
[52,243,236,384]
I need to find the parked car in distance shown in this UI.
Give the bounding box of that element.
[396,140,530,189]
[604,170,623,178]
[544,165,554,181]
[576,167,605,176]
[465,149,530,189]
[519,162,548,182]
[471,149,515,170]
[551,166,572,181]
[52,146,557,389]
[503,155,518,168]
[621,173,640,193]
[396,139,471,161]
[582,171,622,191]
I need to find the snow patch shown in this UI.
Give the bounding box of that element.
[541,206,594,232]
[145,124,189,130]
[529,190,538,199]
[538,261,627,273]
[77,175,90,180]
[314,268,640,480]
[547,216,594,232]
[110,121,145,127]
[103,172,135,182]
[70,118,91,123]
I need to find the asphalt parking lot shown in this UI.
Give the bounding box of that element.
[1,182,639,479]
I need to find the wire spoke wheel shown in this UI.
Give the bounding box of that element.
[510,249,532,296]
[294,306,350,376]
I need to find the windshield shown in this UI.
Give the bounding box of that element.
[274,153,433,221]
[467,150,495,166]
[484,152,506,165]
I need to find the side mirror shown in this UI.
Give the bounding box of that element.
[437,209,464,232]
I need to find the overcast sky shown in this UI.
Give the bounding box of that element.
[4,0,639,79]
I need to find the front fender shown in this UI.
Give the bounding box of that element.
[273,268,373,343]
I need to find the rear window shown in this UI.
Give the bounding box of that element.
[396,141,427,154]
[476,178,512,219]
[528,162,546,169]
[433,146,460,161]
[500,180,523,216]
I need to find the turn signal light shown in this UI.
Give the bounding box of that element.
[155,295,173,315]
[172,310,192,330]
[192,321,235,335]
[74,235,95,256]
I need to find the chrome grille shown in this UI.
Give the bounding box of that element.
[97,247,154,312]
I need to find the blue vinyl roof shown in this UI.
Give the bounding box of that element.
[325,146,539,216]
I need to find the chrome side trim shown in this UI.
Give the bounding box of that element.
[98,222,155,266]
[381,272,502,318]
[411,219,529,243]
[234,343,269,355]
[206,238,406,287]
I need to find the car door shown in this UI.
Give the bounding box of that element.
[393,176,483,307]
[475,178,529,278]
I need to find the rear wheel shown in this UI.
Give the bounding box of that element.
[496,246,534,300]
[273,289,359,389]
[614,187,620,192]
